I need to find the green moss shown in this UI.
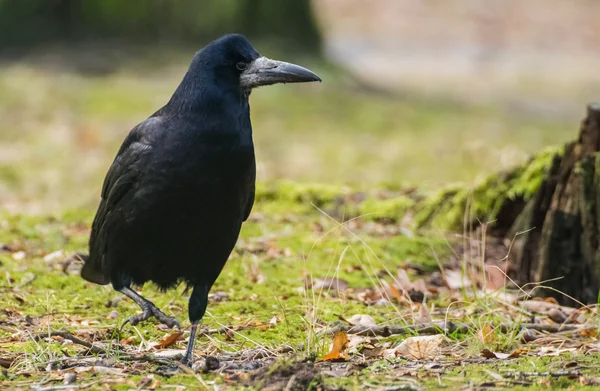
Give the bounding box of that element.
[415,146,562,231]
[357,196,414,222]
[256,180,346,206]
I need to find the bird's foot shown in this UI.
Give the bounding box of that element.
[122,303,180,329]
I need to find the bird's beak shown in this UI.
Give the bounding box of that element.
[240,57,321,89]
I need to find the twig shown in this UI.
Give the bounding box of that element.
[508,370,582,378]
[32,331,106,355]
[329,321,579,337]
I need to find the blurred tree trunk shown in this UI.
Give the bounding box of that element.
[237,0,322,54]
[505,104,600,305]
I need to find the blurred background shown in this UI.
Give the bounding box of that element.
[1,0,599,213]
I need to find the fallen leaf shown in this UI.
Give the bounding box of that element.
[478,323,494,345]
[120,336,136,345]
[395,335,446,360]
[310,277,349,292]
[412,279,428,294]
[386,281,403,301]
[43,250,66,263]
[580,328,598,338]
[347,334,371,352]
[416,304,432,324]
[444,270,472,290]
[481,348,522,359]
[485,265,507,290]
[317,332,349,362]
[395,269,413,291]
[347,314,377,327]
[153,332,184,349]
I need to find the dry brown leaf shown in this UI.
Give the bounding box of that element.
[317,332,349,362]
[347,334,371,352]
[243,320,271,331]
[355,288,388,305]
[387,282,403,301]
[416,303,432,324]
[411,279,428,294]
[485,265,507,290]
[478,323,495,345]
[153,332,184,349]
[580,328,598,338]
[347,314,377,327]
[395,335,446,360]
[481,348,522,359]
[396,269,413,291]
[120,336,136,345]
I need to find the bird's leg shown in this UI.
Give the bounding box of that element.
[181,321,199,366]
[118,287,180,329]
[181,284,208,366]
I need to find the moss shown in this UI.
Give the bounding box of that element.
[357,196,414,222]
[256,180,347,206]
[414,146,563,231]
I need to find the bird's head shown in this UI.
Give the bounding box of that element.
[198,34,321,91]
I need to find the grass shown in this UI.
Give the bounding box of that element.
[1,196,599,390]
[0,56,598,389]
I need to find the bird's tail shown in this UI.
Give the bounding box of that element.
[78,252,110,285]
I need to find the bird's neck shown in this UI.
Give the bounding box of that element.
[160,70,253,148]
[165,69,247,116]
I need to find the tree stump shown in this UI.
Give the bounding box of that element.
[508,104,600,305]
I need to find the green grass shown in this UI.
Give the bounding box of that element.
[2,196,599,390]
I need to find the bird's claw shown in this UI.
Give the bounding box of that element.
[121,305,180,330]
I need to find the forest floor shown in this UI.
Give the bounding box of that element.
[1,190,600,390]
[0,58,599,390]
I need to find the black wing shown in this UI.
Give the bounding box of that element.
[242,159,256,222]
[81,118,159,284]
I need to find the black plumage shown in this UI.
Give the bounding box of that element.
[80,34,321,365]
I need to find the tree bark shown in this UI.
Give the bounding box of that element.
[508,104,600,305]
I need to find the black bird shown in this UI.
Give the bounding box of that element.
[80,34,321,365]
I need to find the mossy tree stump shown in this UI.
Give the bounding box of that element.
[506,104,600,304]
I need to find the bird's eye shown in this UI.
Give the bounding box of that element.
[236,62,248,71]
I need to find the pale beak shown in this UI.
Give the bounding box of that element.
[240,57,321,89]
